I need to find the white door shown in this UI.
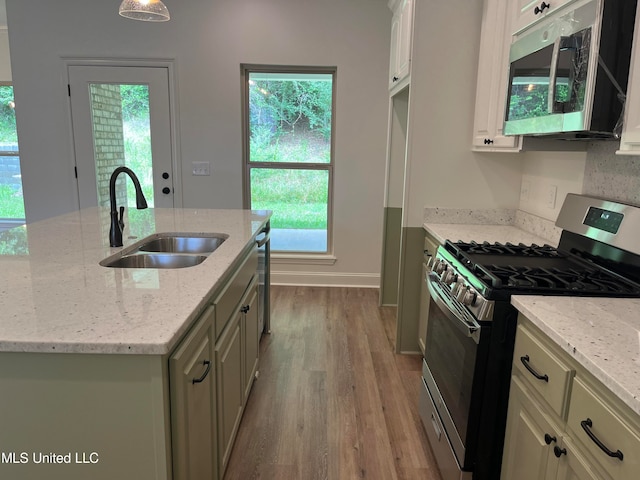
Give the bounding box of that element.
[68,65,175,209]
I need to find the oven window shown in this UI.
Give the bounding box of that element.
[424,297,479,443]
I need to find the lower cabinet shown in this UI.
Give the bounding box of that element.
[502,318,640,480]
[215,311,244,477]
[170,306,217,480]
[170,244,260,480]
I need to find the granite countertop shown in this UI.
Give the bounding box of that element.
[423,222,555,247]
[0,207,270,355]
[513,296,640,416]
[422,220,639,416]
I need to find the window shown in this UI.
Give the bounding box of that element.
[242,66,335,254]
[0,84,25,227]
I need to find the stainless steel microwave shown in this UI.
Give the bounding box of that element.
[503,0,637,138]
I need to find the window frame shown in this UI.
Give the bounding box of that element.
[240,64,336,259]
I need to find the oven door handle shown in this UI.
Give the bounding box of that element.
[426,272,481,344]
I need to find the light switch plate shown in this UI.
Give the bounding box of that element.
[192,161,210,176]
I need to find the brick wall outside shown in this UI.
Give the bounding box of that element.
[90,84,126,208]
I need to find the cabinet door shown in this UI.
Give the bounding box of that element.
[618,3,640,155]
[170,307,217,480]
[501,377,561,480]
[389,0,413,90]
[555,437,602,480]
[472,0,522,151]
[215,314,244,478]
[242,280,259,401]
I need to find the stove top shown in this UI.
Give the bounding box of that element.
[442,240,640,298]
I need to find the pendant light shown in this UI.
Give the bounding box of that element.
[119,0,171,22]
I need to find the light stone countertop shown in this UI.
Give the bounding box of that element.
[512,296,640,416]
[0,207,270,355]
[423,223,556,247]
[422,221,639,416]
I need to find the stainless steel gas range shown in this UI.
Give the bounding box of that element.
[419,194,640,480]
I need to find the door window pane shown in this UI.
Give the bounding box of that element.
[244,68,334,254]
[89,83,154,207]
[0,85,25,221]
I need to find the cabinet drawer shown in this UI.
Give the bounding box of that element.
[213,246,258,338]
[567,377,640,480]
[513,325,573,418]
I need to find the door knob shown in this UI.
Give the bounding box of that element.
[162,172,169,179]
[162,187,171,194]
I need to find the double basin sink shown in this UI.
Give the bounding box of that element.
[100,233,228,269]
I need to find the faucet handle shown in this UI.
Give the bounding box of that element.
[118,206,125,231]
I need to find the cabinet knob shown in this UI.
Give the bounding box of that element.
[392,76,399,82]
[544,433,557,445]
[534,2,550,14]
[241,305,250,314]
[553,446,567,458]
[484,138,494,145]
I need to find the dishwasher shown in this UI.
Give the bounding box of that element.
[256,222,271,336]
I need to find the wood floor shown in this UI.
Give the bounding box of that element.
[223,286,443,480]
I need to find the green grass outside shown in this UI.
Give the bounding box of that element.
[250,167,328,230]
[0,185,25,219]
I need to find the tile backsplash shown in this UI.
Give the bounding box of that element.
[584,141,640,206]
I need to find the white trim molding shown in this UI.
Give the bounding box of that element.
[271,270,380,288]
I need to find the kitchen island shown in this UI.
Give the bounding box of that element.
[0,207,271,480]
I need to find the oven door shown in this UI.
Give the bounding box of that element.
[421,271,490,474]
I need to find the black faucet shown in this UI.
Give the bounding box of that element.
[109,166,148,247]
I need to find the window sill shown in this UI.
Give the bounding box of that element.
[271,253,337,266]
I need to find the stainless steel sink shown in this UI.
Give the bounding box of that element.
[137,233,227,254]
[101,253,208,269]
[100,232,228,269]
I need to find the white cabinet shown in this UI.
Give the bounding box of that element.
[502,319,640,480]
[472,0,522,152]
[388,0,414,91]
[512,0,578,35]
[618,2,640,154]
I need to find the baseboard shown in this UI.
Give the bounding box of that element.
[271,270,380,288]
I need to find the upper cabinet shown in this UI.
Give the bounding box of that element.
[472,0,522,151]
[512,0,578,34]
[618,2,640,154]
[388,0,414,91]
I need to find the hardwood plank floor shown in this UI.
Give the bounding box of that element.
[223,286,443,480]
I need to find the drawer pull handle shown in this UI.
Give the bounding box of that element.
[580,418,624,461]
[520,355,549,382]
[544,433,556,445]
[192,360,211,384]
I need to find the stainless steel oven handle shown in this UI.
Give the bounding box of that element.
[426,272,481,344]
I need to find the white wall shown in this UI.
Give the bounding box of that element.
[0,28,11,81]
[5,0,391,286]
[405,0,523,227]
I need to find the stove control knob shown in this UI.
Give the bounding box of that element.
[462,288,478,306]
[451,279,465,296]
[443,270,458,285]
[436,262,447,275]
